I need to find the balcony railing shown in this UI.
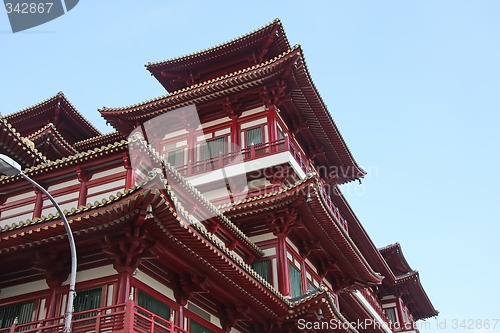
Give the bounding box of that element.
[359,288,390,325]
[317,181,349,233]
[0,300,188,333]
[174,137,313,177]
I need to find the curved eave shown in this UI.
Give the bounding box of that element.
[0,185,144,242]
[0,139,129,185]
[128,136,264,257]
[396,271,439,320]
[101,47,301,131]
[287,288,358,333]
[0,116,47,168]
[28,123,78,158]
[379,242,413,276]
[5,92,101,140]
[288,47,365,183]
[224,175,383,286]
[310,178,383,285]
[146,19,290,92]
[339,293,387,333]
[74,132,124,151]
[0,184,289,317]
[103,45,364,183]
[331,189,396,284]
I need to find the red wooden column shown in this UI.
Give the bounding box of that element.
[268,208,299,297]
[177,304,184,331]
[116,269,133,304]
[103,222,155,304]
[267,105,278,143]
[33,187,43,218]
[186,128,195,176]
[223,99,242,152]
[230,116,240,150]
[76,167,92,207]
[276,234,290,296]
[172,273,207,330]
[33,251,70,320]
[123,153,134,189]
[396,295,406,327]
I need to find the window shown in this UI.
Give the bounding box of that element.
[289,263,302,298]
[200,137,226,160]
[385,307,397,324]
[305,270,319,292]
[187,303,210,321]
[190,320,215,333]
[0,300,35,328]
[245,127,263,147]
[167,149,183,167]
[251,259,271,283]
[137,290,171,321]
[74,287,102,319]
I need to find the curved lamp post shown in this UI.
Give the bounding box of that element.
[0,154,77,333]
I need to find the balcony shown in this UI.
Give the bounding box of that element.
[173,137,313,182]
[358,288,390,326]
[317,180,349,233]
[167,137,350,233]
[0,300,188,333]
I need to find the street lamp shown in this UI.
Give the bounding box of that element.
[0,154,77,333]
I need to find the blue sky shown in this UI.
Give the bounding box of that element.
[1,1,499,332]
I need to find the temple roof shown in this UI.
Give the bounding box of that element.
[146,19,290,93]
[0,133,262,258]
[27,123,78,160]
[74,131,123,151]
[379,243,439,320]
[0,137,129,185]
[221,174,383,289]
[379,242,412,277]
[102,45,365,183]
[331,190,396,284]
[5,92,101,144]
[101,46,299,122]
[0,115,46,170]
[287,287,360,333]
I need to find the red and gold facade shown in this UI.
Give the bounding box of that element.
[0,20,437,332]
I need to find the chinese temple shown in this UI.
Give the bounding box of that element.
[0,19,438,332]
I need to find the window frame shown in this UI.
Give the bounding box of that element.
[198,135,228,161]
[0,290,48,330]
[136,289,172,322]
[165,148,185,167]
[243,125,264,148]
[0,300,37,329]
[184,305,223,333]
[286,249,304,298]
[384,307,398,324]
[251,258,272,284]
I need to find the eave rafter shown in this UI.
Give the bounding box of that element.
[224,175,383,291]
[5,91,100,143]
[0,115,47,168]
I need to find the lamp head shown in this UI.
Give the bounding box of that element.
[0,154,22,176]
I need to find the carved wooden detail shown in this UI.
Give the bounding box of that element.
[172,273,208,306]
[268,207,300,237]
[219,302,249,332]
[102,223,158,273]
[33,251,70,288]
